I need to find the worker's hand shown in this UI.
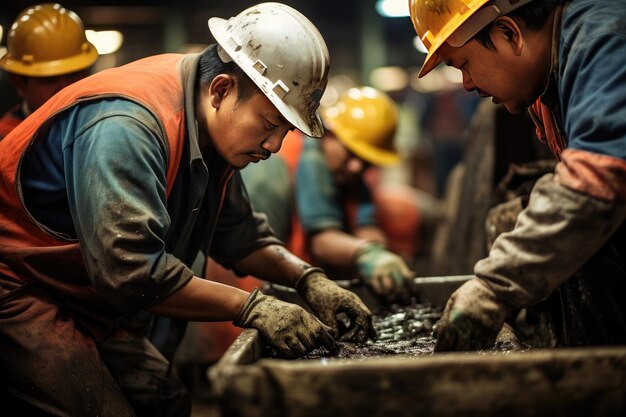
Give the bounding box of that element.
[234,289,335,358]
[433,278,508,352]
[296,268,374,343]
[355,242,414,304]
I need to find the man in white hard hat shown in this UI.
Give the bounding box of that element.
[410,0,626,351]
[0,3,98,140]
[0,3,373,416]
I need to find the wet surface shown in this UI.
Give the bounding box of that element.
[263,300,528,360]
[306,302,441,359]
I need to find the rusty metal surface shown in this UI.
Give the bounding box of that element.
[208,276,626,417]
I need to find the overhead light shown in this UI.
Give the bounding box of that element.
[375,0,410,18]
[370,66,408,92]
[86,30,124,55]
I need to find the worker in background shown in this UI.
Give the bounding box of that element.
[0,3,98,140]
[242,86,416,304]
[0,3,373,416]
[410,0,626,351]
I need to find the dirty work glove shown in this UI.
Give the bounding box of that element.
[355,242,414,304]
[296,268,374,343]
[234,288,335,358]
[433,278,508,352]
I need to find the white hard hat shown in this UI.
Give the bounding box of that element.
[209,2,330,138]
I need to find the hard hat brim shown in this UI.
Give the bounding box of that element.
[0,42,98,77]
[0,43,98,77]
[330,125,400,167]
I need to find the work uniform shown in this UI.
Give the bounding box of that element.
[477,0,626,346]
[0,49,279,415]
[0,104,25,140]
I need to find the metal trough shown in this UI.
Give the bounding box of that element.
[208,276,626,417]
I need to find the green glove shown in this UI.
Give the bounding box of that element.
[355,242,414,304]
[234,288,335,358]
[296,268,374,343]
[433,278,508,352]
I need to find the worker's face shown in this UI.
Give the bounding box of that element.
[322,134,369,186]
[437,17,548,114]
[12,70,90,112]
[201,74,294,169]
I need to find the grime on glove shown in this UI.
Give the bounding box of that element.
[433,277,508,352]
[234,288,335,358]
[355,242,414,304]
[296,267,375,343]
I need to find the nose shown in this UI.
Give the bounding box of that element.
[461,69,476,92]
[262,130,287,154]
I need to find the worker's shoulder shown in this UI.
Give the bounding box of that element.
[70,97,162,137]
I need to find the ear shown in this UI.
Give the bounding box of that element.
[208,74,235,109]
[492,16,523,55]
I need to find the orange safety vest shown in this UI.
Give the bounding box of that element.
[0,54,186,304]
[0,104,24,140]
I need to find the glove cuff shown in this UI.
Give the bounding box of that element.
[233,288,260,328]
[294,267,326,294]
[353,241,386,262]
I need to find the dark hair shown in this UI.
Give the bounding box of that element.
[198,44,258,103]
[473,0,564,49]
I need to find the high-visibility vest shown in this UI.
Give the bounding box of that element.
[0,54,187,303]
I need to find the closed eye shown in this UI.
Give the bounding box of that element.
[264,118,279,130]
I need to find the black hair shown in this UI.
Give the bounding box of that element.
[198,44,258,103]
[473,0,564,49]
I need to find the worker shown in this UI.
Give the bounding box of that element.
[242,86,416,304]
[410,0,626,351]
[0,3,373,416]
[0,3,98,140]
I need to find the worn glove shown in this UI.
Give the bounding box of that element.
[234,288,335,358]
[296,268,374,343]
[355,242,414,304]
[433,278,508,352]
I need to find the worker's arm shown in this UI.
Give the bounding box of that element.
[149,275,334,358]
[309,228,413,304]
[435,172,626,351]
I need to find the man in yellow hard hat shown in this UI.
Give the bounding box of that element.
[0,3,372,415]
[242,86,418,304]
[0,3,98,140]
[410,0,626,351]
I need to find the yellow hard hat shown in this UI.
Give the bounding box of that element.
[323,87,399,166]
[0,3,98,77]
[410,0,535,78]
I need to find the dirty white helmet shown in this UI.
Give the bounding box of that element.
[209,2,330,138]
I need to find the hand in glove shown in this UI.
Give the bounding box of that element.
[433,278,508,352]
[296,268,374,343]
[234,288,335,358]
[355,242,414,304]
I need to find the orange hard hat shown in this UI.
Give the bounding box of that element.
[0,3,98,77]
[410,0,535,78]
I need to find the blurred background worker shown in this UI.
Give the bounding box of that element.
[0,3,98,140]
[242,86,416,304]
[410,0,626,352]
